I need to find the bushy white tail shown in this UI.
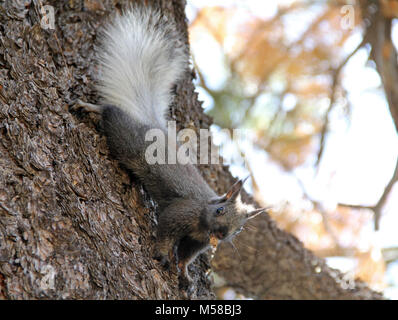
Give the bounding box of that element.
[96,6,187,128]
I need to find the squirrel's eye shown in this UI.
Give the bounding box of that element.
[215,207,225,216]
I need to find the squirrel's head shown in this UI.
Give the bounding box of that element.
[204,177,268,242]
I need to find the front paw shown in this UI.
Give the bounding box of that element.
[178,274,193,292]
[153,254,170,270]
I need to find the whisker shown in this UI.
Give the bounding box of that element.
[228,239,244,274]
[229,239,242,261]
[235,239,259,252]
[244,225,258,232]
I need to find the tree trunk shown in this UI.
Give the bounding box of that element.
[0,0,382,299]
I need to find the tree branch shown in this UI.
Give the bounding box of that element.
[338,156,398,230]
[316,38,367,168]
[337,1,398,230]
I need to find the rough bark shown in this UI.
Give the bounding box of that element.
[0,0,382,300]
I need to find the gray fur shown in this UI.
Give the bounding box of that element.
[83,6,267,290]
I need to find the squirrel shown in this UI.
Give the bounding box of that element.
[73,5,267,290]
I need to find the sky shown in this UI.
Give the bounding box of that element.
[187,0,398,299]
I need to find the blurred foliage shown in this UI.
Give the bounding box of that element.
[190,2,360,169]
[189,0,398,295]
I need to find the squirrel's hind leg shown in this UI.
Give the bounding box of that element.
[153,237,175,270]
[71,99,103,113]
[177,259,192,291]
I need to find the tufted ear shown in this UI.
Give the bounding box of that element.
[246,207,269,220]
[225,177,246,201]
[209,176,249,204]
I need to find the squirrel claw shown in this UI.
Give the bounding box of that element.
[71,99,102,113]
[153,254,170,270]
[178,274,193,293]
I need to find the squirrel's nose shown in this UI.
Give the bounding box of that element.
[214,226,228,240]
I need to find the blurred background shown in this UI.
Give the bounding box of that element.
[186,0,398,299]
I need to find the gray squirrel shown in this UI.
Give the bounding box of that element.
[73,5,267,290]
